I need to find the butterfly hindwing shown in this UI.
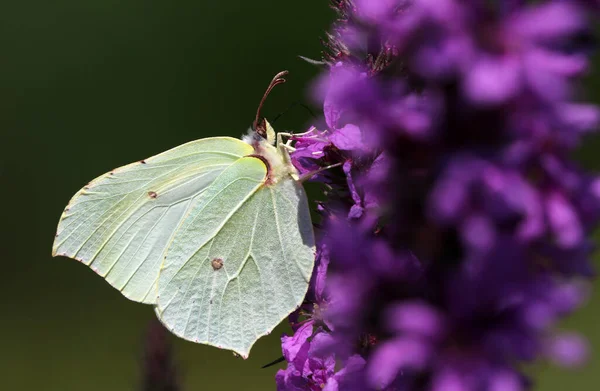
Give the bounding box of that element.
[155,157,315,357]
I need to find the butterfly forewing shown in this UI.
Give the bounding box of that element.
[52,137,253,304]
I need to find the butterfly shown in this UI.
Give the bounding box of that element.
[52,71,315,358]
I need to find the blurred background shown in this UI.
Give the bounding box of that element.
[0,1,598,390]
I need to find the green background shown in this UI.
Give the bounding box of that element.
[0,1,598,390]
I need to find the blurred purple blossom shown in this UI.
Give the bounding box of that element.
[142,320,180,391]
[277,0,599,390]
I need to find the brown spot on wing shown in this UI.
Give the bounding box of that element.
[148,191,158,199]
[211,258,223,270]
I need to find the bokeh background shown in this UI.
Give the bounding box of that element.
[1,1,598,390]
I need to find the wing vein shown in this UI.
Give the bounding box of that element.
[160,177,263,289]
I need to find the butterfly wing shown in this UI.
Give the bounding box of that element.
[155,157,315,358]
[52,137,253,304]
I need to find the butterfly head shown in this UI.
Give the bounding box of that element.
[243,71,298,185]
[245,118,276,146]
[244,125,297,186]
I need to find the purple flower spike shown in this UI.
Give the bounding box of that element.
[278,1,599,389]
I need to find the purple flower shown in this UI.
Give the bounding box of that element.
[546,333,589,368]
[278,1,599,390]
[276,321,365,391]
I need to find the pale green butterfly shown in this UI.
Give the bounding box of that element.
[52,72,315,358]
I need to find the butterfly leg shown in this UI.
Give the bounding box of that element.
[276,132,297,153]
[277,127,321,151]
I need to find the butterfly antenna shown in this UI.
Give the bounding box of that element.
[254,70,289,138]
